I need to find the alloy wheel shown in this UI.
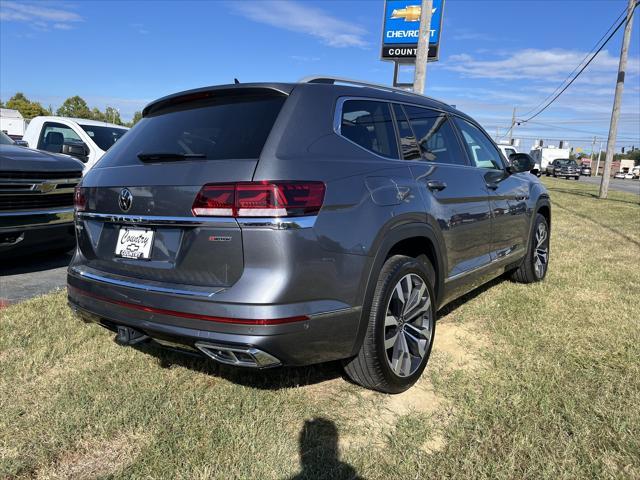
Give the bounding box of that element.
[384,273,433,377]
[534,222,549,279]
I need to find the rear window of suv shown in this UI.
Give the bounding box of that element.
[97,93,286,168]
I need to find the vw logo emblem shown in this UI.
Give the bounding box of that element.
[118,188,133,212]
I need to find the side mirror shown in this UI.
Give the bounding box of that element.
[14,140,29,147]
[62,142,89,162]
[508,153,535,174]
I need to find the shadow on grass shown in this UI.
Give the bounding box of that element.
[132,341,345,390]
[438,275,507,318]
[552,199,640,248]
[546,186,640,206]
[286,418,364,480]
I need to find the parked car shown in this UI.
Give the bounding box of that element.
[624,172,634,179]
[21,116,129,172]
[631,166,640,179]
[0,131,83,259]
[580,165,592,176]
[67,77,551,393]
[614,171,626,179]
[545,158,580,179]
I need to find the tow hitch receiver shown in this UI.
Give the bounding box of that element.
[115,326,149,346]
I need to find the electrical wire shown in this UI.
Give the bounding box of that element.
[519,5,629,118]
[521,1,639,123]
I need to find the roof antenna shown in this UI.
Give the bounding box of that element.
[234,78,240,84]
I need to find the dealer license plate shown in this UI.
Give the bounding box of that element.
[115,228,154,260]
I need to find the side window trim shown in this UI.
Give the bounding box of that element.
[334,97,400,161]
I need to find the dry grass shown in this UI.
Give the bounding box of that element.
[1,177,638,479]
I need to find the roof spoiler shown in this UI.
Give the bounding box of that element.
[142,85,291,117]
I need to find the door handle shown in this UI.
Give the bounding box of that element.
[486,182,499,190]
[426,180,447,192]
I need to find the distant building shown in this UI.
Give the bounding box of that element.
[0,108,27,139]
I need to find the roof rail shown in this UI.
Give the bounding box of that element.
[298,75,450,107]
[299,75,422,95]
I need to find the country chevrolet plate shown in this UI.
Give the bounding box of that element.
[115,228,154,259]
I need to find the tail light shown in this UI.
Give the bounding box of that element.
[74,186,86,212]
[192,182,325,217]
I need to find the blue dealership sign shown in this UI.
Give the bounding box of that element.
[381,0,445,62]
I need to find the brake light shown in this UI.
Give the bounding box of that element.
[74,186,86,212]
[192,182,325,217]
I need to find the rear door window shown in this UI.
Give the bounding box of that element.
[97,94,286,167]
[340,100,399,159]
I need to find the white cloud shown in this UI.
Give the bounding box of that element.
[0,1,83,30]
[229,0,368,48]
[443,48,640,82]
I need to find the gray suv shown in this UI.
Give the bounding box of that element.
[68,77,551,393]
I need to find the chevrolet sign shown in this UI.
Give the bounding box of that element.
[381,0,445,62]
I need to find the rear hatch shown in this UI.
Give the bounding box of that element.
[75,86,289,288]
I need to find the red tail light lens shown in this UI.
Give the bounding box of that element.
[192,182,325,217]
[74,186,86,212]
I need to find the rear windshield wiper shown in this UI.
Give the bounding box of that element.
[137,152,206,162]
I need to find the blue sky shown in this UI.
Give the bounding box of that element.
[1,0,639,152]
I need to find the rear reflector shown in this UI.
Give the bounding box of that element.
[192,181,325,217]
[74,186,86,212]
[68,286,309,325]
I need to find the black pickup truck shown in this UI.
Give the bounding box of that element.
[0,131,84,259]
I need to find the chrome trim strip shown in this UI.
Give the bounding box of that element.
[77,212,317,229]
[77,212,238,227]
[236,216,316,230]
[69,268,224,298]
[0,207,74,217]
[444,249,522,284]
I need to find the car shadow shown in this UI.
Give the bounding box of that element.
[131,341,345,390]
[0,249,73,275]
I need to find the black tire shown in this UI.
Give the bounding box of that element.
[511,213,550,283]
[545,171,550,176]
[575,176,580,181]
[343,255,436,393]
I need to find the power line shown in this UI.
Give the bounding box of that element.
[520,5,629,118]
[520,2,639,123]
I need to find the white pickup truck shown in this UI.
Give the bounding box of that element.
[21,116,128,171]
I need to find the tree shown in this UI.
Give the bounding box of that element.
[104,106,123,125]
[5,92,49,119]
[56,96,91,119]
[90,107,106,122]
[128,111,143,127]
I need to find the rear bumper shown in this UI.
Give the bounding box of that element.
[67,270,361,367]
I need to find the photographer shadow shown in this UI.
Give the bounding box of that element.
[287,418,363,480]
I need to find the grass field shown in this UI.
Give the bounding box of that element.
[1,177,639,479]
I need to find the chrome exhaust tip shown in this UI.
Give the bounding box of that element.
[195,342,281,368]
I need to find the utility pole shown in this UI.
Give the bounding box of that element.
[595,141,603,176]
[508,106,516,145]
[590,136,596,166]
[412,0,433,94]
[599,0,635,198]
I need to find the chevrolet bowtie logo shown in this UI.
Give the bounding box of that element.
[391,5,437,22]
[34,182,57,193]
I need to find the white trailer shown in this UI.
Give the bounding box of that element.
[529,146,572,171]
[0,108,27,138]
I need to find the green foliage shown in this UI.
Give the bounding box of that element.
[4,92,49,119]
[129,111,143,127]
[56,95,91,119]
